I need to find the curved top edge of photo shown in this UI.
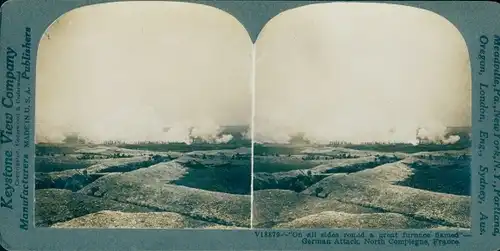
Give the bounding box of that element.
[29,1,470,46]
[40,1,253,45]
[256,2,468,48]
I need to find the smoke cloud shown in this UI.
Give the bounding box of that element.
[35,2,252,144]
[254,3,471,145]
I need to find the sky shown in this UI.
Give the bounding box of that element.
[36,2,472,145]
[35,2,253,144]
[254,2,472,144]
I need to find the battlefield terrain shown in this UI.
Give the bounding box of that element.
[35,126,472,230]
[35,127,251,229]
[253,127,471,229]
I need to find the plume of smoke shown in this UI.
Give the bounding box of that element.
[443,135,461,145]
[254,124,295,144]
[415,125,461,145]
[215,134,234,144]
[241,130,252,141]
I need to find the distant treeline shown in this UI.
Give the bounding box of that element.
[54,125,250,144]
[342,142,470,154]
[35,143,77,156]
[118,137,251,153]
[339,130,471,153]
[255,135,471,155]
[254,144,304,156]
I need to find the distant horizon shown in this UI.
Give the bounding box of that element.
[34,124,471,144]
[34,140,470,147]
[35,126,471,147]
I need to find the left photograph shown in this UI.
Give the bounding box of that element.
[34,2,253,229]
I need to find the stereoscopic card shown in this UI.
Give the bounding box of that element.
[0,0,499,250]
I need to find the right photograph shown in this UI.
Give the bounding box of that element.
[252,3,472,229]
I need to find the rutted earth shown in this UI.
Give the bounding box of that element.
[253,145,471,229]
[36,143,471,229]
[35,144,251,228]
